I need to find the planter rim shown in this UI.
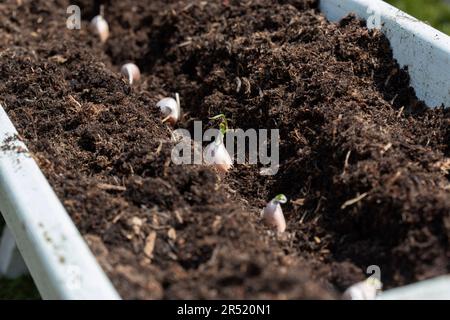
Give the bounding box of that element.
[0,105,120,300]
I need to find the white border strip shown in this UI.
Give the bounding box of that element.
[320,0,450,108]
[0,1,448,300]
[0,106,120,300]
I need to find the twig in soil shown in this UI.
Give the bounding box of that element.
[396,106,405,118]
[390,94,399,105]
[148,224,171,231]
[340,192,368,210]
[381,142,393,155]
[127,163,135,175]
[155,141,163,156]
[386,171,402,187]
[313,196,326,216]
[177,40,192,48]
[167,228,177,241]
[235,77,242,93]
[144,231,157,258]
[261,194,288,233]
[163,157,171,177]
[174,210,184,224]
[68,95,82,112]
[342,150,351,175]
[435,159,450,174]
[97,183,126,192]
[291,198,305,207]
[181,3,194,12]
[299,211,308,224]
[384,68,398,87]
[112,213,124,224]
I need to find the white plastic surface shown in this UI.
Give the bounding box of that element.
[377,276,450,300]
[0,106,120,300]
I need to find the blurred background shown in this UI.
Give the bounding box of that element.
[0,218,39,299]
[1,0,450,300]
[386,0,450,34]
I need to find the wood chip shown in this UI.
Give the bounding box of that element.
[97,183,126,191]
[291,198,305,206]
[342,150,351,174]
[49,55,68,64]
[144,231,157,258]
[175,210,183,224]
[341,192,368,210]
[112,213,123,224]
[396,106,404,118]
[130,216,144,235]
[436,159,450,173]
[381,142,393,154]
[68,94,82,111]
[167,228,177,240]
[212,215,222,231]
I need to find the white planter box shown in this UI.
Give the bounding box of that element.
[0,0,449,299]
[0,107,119,299]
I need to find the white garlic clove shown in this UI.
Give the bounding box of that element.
[261,201,286,233]
[91,15,109,43]
[121,63,141,85]
[343,278,382,300]
[157,97,180,125]
[204,140,233,173]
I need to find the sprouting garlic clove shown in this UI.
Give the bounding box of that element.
[342,277,382,300]
[204,139,233,173]
[261,196,287,233]
[157,97,180,125]
[91,15,109,43]
[121,63,141,85]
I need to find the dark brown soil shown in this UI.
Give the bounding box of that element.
[0,0,449,299]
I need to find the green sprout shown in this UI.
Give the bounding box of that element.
[209,113,229,136]
[273,194,287,204]
[262,194,288,233]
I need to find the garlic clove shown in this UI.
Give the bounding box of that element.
[91,15,109,43]
[262,201,286,233]
[121,63,141,85]
[204,140,233,173]
[157,97,180,125]
[343,278,382,300]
